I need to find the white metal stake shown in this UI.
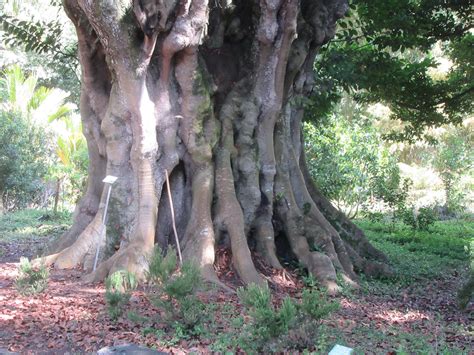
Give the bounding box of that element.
[93,176,118,272]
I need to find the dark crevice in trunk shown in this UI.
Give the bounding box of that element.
[155,160,189,251]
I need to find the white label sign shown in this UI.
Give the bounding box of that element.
[102,175,118,184]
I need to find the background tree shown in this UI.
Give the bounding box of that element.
[0,64,86,211]
[0,110,50,210]
[0,65,72,210]
[432,123,474,213]
[304,95,406,218]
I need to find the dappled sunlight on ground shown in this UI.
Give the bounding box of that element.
[373,308,430,324]
[339,298,431,325]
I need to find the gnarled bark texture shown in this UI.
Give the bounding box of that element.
[46,0,391,291]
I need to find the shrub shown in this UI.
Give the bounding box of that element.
[300,289,340,320]
[105,270,137,321]
[147,246,204,332]
[15,257,49,296]
[236,283,339,352]
[304,98,408,218]
[397,205,438,230]
[0,111,51,210]
[237,284,297,339]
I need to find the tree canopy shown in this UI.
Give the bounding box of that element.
[308,0,473,139]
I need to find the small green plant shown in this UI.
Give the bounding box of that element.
[238,284,297,339]
[300,289,340,319]
[15,257,49,296]
[147,246,205,334]
[105,270,137,321]
[275,191,285,202]
[302,272,319,288]
[236,283,340,352]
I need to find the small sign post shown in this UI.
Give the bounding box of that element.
[93,175,118,271]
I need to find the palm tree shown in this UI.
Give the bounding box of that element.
[0,64,73,123]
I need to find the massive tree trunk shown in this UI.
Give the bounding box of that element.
[45,0,391,292]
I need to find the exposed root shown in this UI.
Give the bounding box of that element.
[83,242,151,283]
[254,218,283,269]
[36,211,104,271]
[215,117,266,286]
[181,166,221,287]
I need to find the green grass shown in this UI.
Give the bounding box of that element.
[347,218,473,354]
[356,219,472,283]
[0,209,71,243]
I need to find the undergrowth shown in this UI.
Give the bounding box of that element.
[4,209,472,352]
[147,246,204,333]
[233,284,340,352]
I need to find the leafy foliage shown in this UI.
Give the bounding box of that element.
[0,14,63,55]
[311,0,473,140]
[397,205,438,231]
[0,65,73,123]
[0,65,87,208]
[304,97,409,217]
[432,123,474,212]
[0,110,50,210]
[0,0,80,102]
[15,257,49,296]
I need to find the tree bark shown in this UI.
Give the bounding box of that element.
[43,0,391,291]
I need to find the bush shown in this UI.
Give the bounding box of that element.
[15,257,49,296]
[237,284,297,339]
[397,205,438,230]
[147,246,204,333]
[105,270,137,321]
[236,284,339,352]
[432,124,473,213]
[0,111,51,210]
[304,97,408,217]
[300,289,340,320]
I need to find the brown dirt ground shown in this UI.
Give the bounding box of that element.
[1,242,472,353]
